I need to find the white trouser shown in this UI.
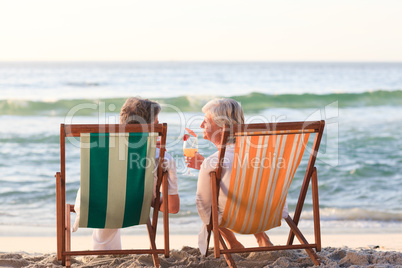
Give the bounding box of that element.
[92,229,121,250]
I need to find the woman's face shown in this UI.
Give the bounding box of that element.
[200,113,222,146]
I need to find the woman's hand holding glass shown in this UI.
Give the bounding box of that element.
[183,134,199,175]
[185,152,205,170]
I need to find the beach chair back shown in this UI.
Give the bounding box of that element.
[56,124,169,268]
[220,130,311,234]
[79,132,158,229]
[209,121,325,267]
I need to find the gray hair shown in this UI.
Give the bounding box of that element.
[202,98,244,143]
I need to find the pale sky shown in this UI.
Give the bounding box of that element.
[1,0,401,62]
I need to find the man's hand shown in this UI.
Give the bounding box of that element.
[156,140,166,151]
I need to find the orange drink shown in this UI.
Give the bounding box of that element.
[183,130,198,175]
[183,148,198,157]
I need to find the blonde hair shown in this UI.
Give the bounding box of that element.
[120,97,161,124]
[202,98,244,143]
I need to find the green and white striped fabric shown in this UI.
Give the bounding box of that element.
[79,132,158,229]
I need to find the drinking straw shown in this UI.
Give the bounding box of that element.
[185,128,198,149]
[190,136,197,149]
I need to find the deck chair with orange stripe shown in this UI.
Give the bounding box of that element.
[55,123,169,268]
[207,120,325,267]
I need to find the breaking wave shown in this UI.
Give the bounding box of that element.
[0,90,401,116]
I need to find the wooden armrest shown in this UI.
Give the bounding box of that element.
[67,204,75,213]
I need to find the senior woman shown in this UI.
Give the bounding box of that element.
[186,98,275,255]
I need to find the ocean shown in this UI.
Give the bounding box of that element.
[0,62,401,237]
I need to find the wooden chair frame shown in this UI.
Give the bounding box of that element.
[55,123,169,267]
[207,120,325,267]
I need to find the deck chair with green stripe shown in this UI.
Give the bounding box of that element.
[207,120,325,267]
[55,124,170,268]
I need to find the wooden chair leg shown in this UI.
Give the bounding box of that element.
[211,172,220,258]
[55,172,62,261]
[163,210,170,258]
[56,171,67,266]
[218,232,236,268]
[205,223,212,257]
[152,174,162,233]
[147,220,160,268]
[150,186,161,265]
[287,171,314,245]
[285,216,321,265]
[311,167,321,252]
[61,176,66,265]
[65,204,72,267]
[162,172,170,258]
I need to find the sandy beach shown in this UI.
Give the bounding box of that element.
[1,233,401,267]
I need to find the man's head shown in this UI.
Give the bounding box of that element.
[120,97,161,124]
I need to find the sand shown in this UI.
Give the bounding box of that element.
[1,234,401,267]
[1,247,402,267]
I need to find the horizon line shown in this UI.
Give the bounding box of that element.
[1,60,402,64]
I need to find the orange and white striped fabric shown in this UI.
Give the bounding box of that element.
[220,132,311,234]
